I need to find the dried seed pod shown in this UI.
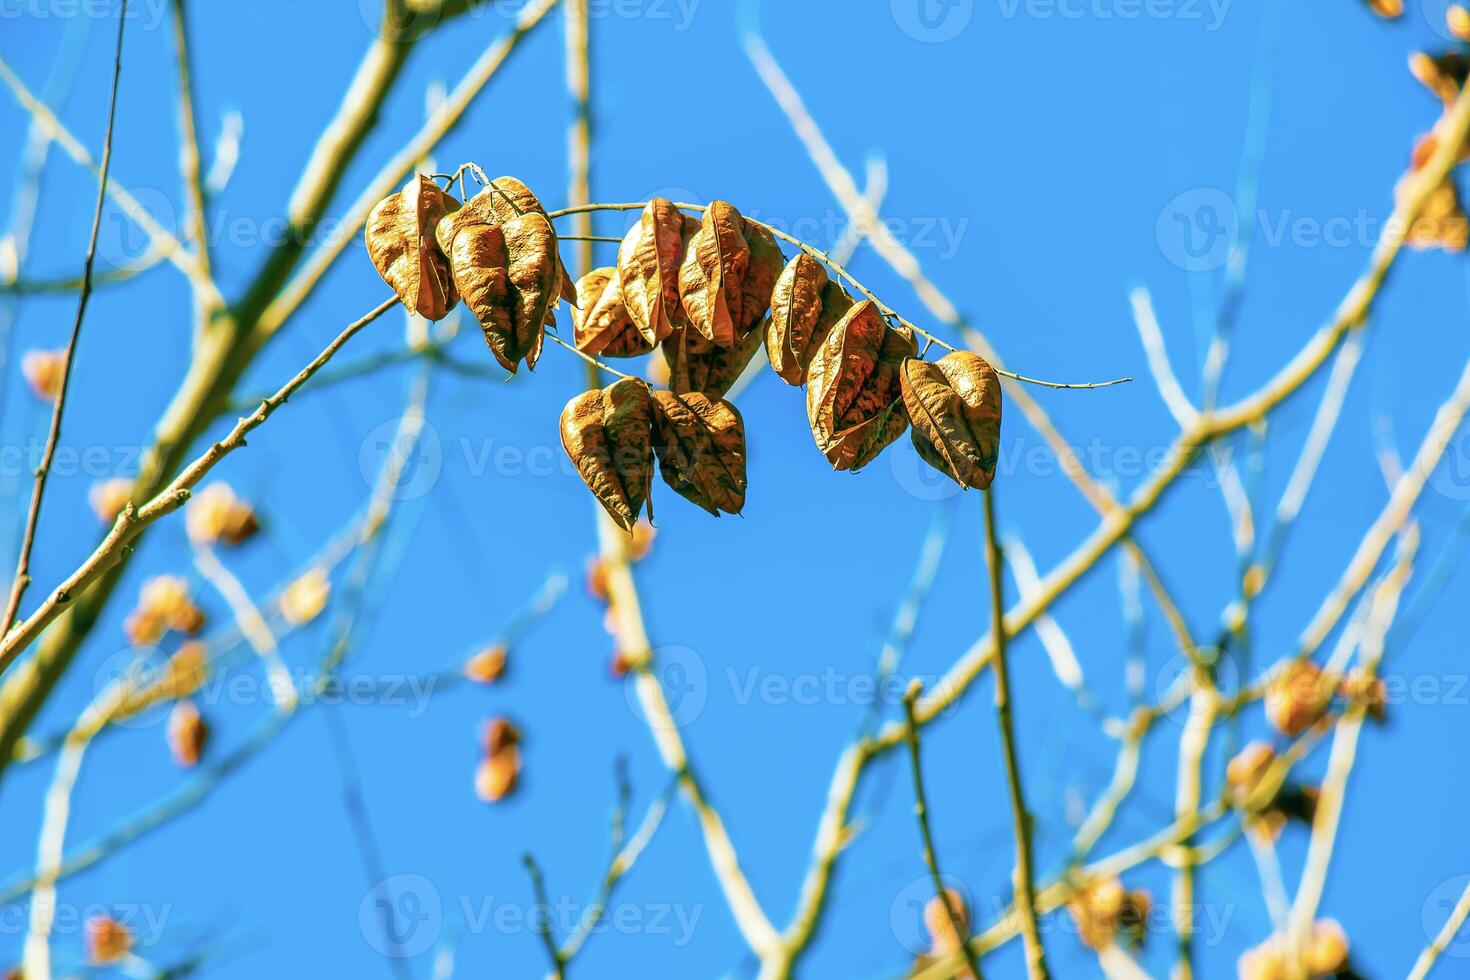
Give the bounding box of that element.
[127,575,205,646]
[560,378,654,532]
[901,352,1003,490]
[650,391,747,516]
[1303,920,1350,974]
[21,348,65,401]
[167,700,208,767]
[280,568,331,625]
[806,300,916,470]
[366,174,459,320]
[498,212,559,371]
[574,267,654,357]
[464,644,507,684]
[476,716,521,802]
[87,916,133,965]
[679,200,751,348]
[1066,878,1151,951]
[89,477,134,524]
[662,323,763,398]
[738,218,783,336]
[186,482,259,546]
[1265,658,1330,736]
[482,175,576,305]
[767,253,826,383]
[618,199,695,344]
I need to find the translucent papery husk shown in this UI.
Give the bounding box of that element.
[679,200,750,348]
[766,254,855,385]
[560,378,654,532]
[500,212,560,372]
[900,352,1003,490]
[366,174,459,320]
[650,390,747,516]
[445,222,516,369]
[574,267,654,357]
[484,176,577,304]
[662,322,763,399]
[739,219,784,338]
[806,300,916,471]
[618,199,696,345]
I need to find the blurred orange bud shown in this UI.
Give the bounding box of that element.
[186,482,260,546]
[1400,176,1470,251]
[167,700,208,767]
[477,717,522,802]
[128,575,205,644]
[464,645,507,684]
[1451,5,1470,40]
[1265,659,1331,737]
[280,568,330,625]
[610,647,639,677]
[21,348,65,401]
[1067,877,1150,951]
[1226,741,1276,807]
[922,887,970,958]
[88,478,134,524]
[585,557,610,602]
[1368,0,1403,16]
[86,915,132,964]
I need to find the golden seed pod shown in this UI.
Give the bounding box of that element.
[464,644,508,684]
[661,324,763,399]
[89,477,134,524]
[900,352,1002,490]
[617,199,696,345]
[480,175,576,305]
[86,915,133,965]
[366,174,459,321]
[280,567,331,626]
[560,378,654,532]
[21,348,65,401]
[167,700,208,768]
[476,716,522,803]
[806,300,916,471]
[766,253,854,385]
[679,200,750,348]
[1264,658,1331,737]
[1368,0,1403,17]
[574,267,653,358]
[650,391,747,516]
[739,218,783,338]
[185,482,260,546]
[127,575,205,645]
[1066,877,1150,951]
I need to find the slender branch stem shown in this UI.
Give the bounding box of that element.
[902,681,982,980]
[522,854,566,979]
[1,0,128,641]
[169,0,212,282]
[982,487,1048,979]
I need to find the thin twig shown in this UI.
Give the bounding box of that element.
[522,854,565,979]
[1,0,129,640]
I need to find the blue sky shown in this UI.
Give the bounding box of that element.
[3,0,1470,977]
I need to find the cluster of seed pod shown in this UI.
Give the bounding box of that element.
[367,179,1004,532]
[1237,919,1353,980]
[476,716,521,802]
[1065,877,1151,952]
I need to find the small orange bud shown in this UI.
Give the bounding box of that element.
[1067,877,1149,950]
[21,349,65,401]
[464,645,507,684]
[128,575,205,644]
[186,482,260,546]
[167,700,208,767]
[476,717,521,802]
[1265,659,1330,736]
[610,647,638,677]
[1369,0,1403,18]
[86,915,132,964]
[585,558,611,602]
[89,478,134,524]
[280,568,330,625]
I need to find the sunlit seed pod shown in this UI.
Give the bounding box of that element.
[167,700,208,768]
[678,200,751,348]
[89,477,134,524]
[86,915,133,965]
[464,645,508,684]
[280,567,331,626]
[766,253,830,385]
[559,379,654,532]
[1399,175,1470,251]
[21,348,65,401]
[649,391,747,516]
[1066,877,1126,951]
[1225,740,1277,808]
[573,267,653,358]
[1264,659,1331,737]
[1337,667,1387,721]
[480,175,577,306]
[475,746,521,802]
[365,174,459,321]
[135,575,206,638]
[617,199,694,345]
[185,482,259,546]
[737,219,784,339]
[805,300,916,471]
[661,324,763,399]
[900,352,1002,490]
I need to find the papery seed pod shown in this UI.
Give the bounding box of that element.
[767,253,826,383]
[901,352,1003,491]
[574,267,654,357]
[482,175,576,305]
[1066,878,1150,951]
[679,200,750,348]
[497,212,559,371]
[618,199,695,345]
[806,300,917,471]
[86,915,132,965]
[1366,0,1403,16]
[21,348,65,401]
[485,716,520,755]
[650,391,747,516]
[476,747,520,802]
[167,700,208,767]
[560,378,654,532]
[738,218,783,336]
[464,644,507,684]
[1265,658,1330,736]
[662,323,763,399]
[186,482,259,546]
[89,477,134,524]
[280,567,331,625]
[366,174,459,320]
[138,575,205,636]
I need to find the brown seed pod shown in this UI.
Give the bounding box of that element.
[618,199,695,345]
[560,379,654,532]
[661,323,763,399]
[650,391,747,516]
[738,218,784,336]
[806,300,916,471]
[167,700,208,768]
[366,174,459,321]
[901,352,1003,490]
[442,219,517,365]
[482,175,576,305]
[464,644,508,684]
[766,255,855,386]
[1265,658,1331,737]
[500,212,559,370]
[87,916,132,965]
[574,267,654,358]
[679,200,751,348]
